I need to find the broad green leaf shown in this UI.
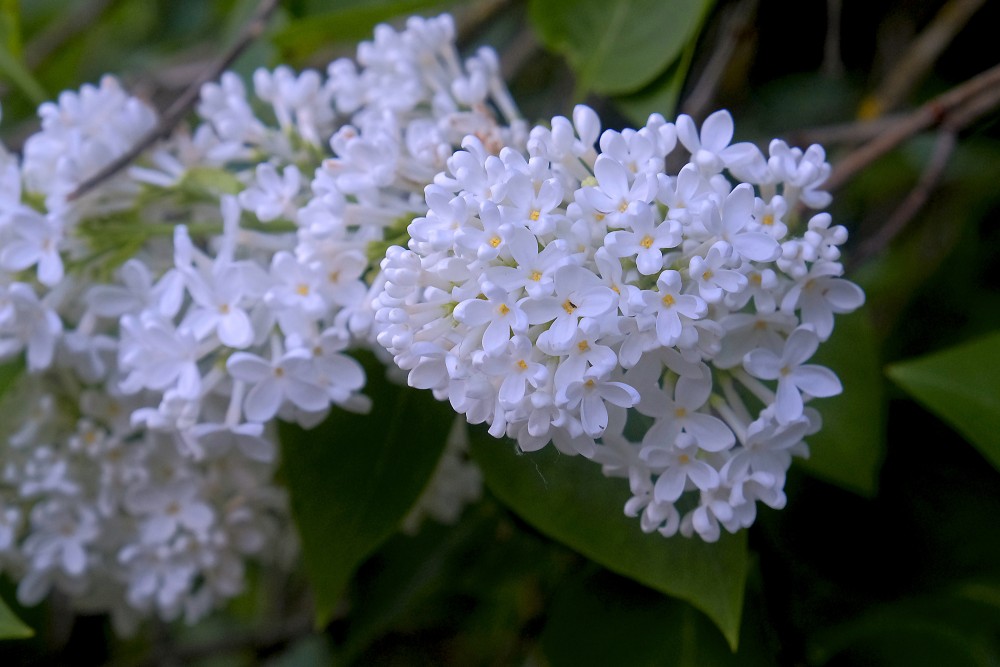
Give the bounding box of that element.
[272,0,443,63]
[278,354,455,627]
[612,41,692,125]
[799,309,885,496]
[0,594,32,640]
[541,567,774,666]
[809,583,1000,666]
[528,0,712,96]
[469,431,748,649]
[888,331,1000,472]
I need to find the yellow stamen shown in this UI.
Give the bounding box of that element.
[530,270,542,282]
[529,209,540,221]
[678,453,690,465]
[662,293,675,307]
[489,236,502,248]
[577,340,590,352]
[295,284,309,296]
[498,303,510,315]
[562,299,577,314]
[640,235,654,249]
[517,359,528,370]
[762,214,775,226]
[675,407,687,418]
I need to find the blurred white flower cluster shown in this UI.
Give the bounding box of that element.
[0,15,508,629]
[374,106,865,542]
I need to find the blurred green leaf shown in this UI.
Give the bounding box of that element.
[809,582,1000,667]
[541,567,775,666]
[799,309,885,496]
[529,0,712,96]
[0,594,32,640]
[271,0,443,63]
[888,331,1000,472]
[0,0,22,57]
[0,358,22,401]
[278,354,454,627]
[0,43,46,105]
[612,42,690,124]
[469,431,748,649]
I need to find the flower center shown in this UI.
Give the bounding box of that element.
[662,293,675,307]
[640,235,654,249]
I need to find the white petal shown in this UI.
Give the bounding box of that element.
[775,378,803,424]
[244,377,283,422]
[792,365,842,398]
[684,413,736,452]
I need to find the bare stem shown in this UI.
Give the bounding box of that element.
[824,61,1000,192]
[67,0,280,202]
[861,0,987,117]
[681,0,758,119]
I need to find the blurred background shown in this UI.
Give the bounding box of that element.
[1,0,1000,664]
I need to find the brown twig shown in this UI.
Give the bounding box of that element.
[788,114,904,147]
[824,61,1000,192]
[822,0,845,78]
[860,0,987,118]
[67,0,280,202]
[852,129,957,268]
[680,0,758,119]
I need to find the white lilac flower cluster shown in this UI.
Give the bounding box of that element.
[0,15,508,629]
[374,107,865,542]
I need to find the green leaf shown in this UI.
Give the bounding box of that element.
[888,330,1000,472]
[528,0,712,96]
[0,358,23,401]
[809,582,1000,667]
[0,44,47,106]
[278,353,455,627]
[469,431,748,649]
[798,309,885,496]
[178,166,243,198]
[271,0,443,63]
[541,567,775,666]
[0,594,32,640]
[612,42,690,125]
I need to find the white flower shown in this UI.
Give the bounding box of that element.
[118,314,203,399]
[227,348,328,422]
[639,270,706,347]
[125,478,215,545]
[743,326,843,424]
